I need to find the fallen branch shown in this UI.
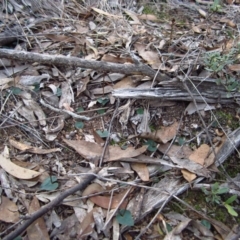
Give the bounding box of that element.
[113,77,240,104]
[0,48,163,81]
[2,168,100,240]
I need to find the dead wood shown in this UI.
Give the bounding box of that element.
[2,168,100,240]
[122,127,240,233]
[113,77,240,104]
[0,48,163,81]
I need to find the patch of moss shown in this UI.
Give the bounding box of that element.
[215,110,239,130]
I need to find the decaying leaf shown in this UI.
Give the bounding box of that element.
[181,169,197,182]
[63,138,147,162]
[140,121,179,143]
[27,197,50,240]
[131,163,149,181]
[189,144,210,165]
[0,196,19,223]
[134,43,161,69]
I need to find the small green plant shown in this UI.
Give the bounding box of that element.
[204,52,233,73]
[210,0,222,12]
[201,182,238,216]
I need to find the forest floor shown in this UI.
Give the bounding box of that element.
[0,0,240,239]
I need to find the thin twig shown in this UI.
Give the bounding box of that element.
[99,99,120,167]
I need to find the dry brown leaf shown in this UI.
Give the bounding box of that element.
[9,139,61,154]
[189,144,210,165]
[63,138,147,161]
[82,183,104,197]
[45,34,74,42]
[134,43,161,69]
[78,208,97,238]
[140,121,179,144]
[0,196,19,223]
[63,139,103,161]
[131,163,149,181]
[109,145,147,161]
[0,147,41,179]
[90,190,129,209]
[228,64,240,71]
[27,197,50,240]
[181,169,197,182]
[76,76,90,97]
[158,143,193,159]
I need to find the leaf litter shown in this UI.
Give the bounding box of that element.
[0,0,240,239]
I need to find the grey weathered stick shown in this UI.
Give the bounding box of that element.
[0,48,163,81]
[2,169,100,240]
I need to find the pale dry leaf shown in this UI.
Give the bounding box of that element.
[131,162,149,181]
[91,7,122,19]
[124,10,141,24]
[113,76,137,89]
[19,74,50,86]
[76,76,90,97]
[27,196,50,240]
[189,144,210,165]
[138,14,159,21]
[0,147,41,179]
[0,196,19,223]
[181,169,197,182]
[9,139,61,154]
[170,156,210,177]
[198,8,207,18]
[59,82,73,109]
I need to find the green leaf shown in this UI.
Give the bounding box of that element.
[96,130,109,138]
[177,137,185,146]
[201,219,211,229]
[212,182,219,192]
[216,186,229,195]
[225,195,237,205]
[97,109,105,114]
[136,108,144,114]
[40,176,59,191]
[97,97,109,106]
[13,237,22,240]
[75,121,84,129]
[144,139,157,152]
[201,187,209,195]
[116,210,134,226]
[56,87,62,97]
[33,83,40,92]
[77,107,84,113]
[10,87,22,95]
[224,204,238,217]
